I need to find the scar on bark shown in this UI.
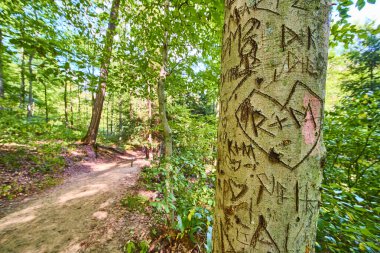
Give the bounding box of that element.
[269,148,281,163]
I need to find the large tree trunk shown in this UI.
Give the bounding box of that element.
[82,0,120,145]
[0,28,5,98]
[157,0,172,159]
[213,1,331,252]
[27,52,34,119]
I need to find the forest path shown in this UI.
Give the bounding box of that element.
[0,152,150,253]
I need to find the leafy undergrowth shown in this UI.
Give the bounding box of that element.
[0,110,85,202]
[122,155,214,253]
[0,143,65,200]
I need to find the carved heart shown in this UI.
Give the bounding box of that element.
[235,81,322,170]
[229,179,248,201]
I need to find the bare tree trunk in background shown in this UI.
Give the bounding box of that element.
[110,95,114,135]
[19,15,26,107]
[106,98,109,135]
[43,81,48,122]
[70,82,74,127]
[64,76,69,126]
[0,28,5,98]
[78,83,81,123]
[20,48,26,107]
[118,95,123,134]
[157,0,172,159]
[213,0,331,252]
[83,0,120,144]
[82,0,120,145]
[27,52,35,119]
[129,91,133,120]
[147,82,153,159]
[157,0,174,226]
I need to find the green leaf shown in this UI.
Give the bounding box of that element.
[356,0,366,10]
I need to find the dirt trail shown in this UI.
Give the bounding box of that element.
[0,155,150,253]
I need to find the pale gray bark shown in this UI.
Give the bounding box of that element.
[64,70,69,126]
[20,48,26,106]
[213,0,331,252]
[27,52,35,118]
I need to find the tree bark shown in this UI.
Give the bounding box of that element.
[20,48,26,107]
[118,95,123,134]
[0,28,5,98]
[213,1,331,252]
[19,15,26,107]
[106,98,109,135]
[64,74,69,126]
[129,91,133,120]
[27,52,34,119]
[43,81,48,122]
[110,95,114,135]
[78,83,81,123]
[70,82,74,127]
[147,82,153,159]
[157,0,173,159]
[82,0,121,145]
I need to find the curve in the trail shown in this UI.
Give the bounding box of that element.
[0,158,149,253]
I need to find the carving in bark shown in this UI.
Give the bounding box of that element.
[213,0,331,252]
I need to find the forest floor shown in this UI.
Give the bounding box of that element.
[0,148,155,253]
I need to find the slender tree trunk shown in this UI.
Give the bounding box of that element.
[110,95,114,135]
[0,28,5,98]
[64,78,69,126]
[118,95,123,134]
[70,82,74,127]
[213,1,331,252]
[129,91,133,120]
[157,0,172,159]
[106,98,109,135]
[82,0,120,145]
[78,83,81,123]
[157,0,174,226]
[147,82,153,159]
[20,48,26,107]
[43,82,48,122]
[27,52,35,119]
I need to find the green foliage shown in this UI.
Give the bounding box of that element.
[0,109,79,199]
[317,184,380,252]
[331,0,379,46]
[142,104,216,250]
[120,194,149,213]
[123,240,149,253]
[317,33,380,252]
[175,207,213,243]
